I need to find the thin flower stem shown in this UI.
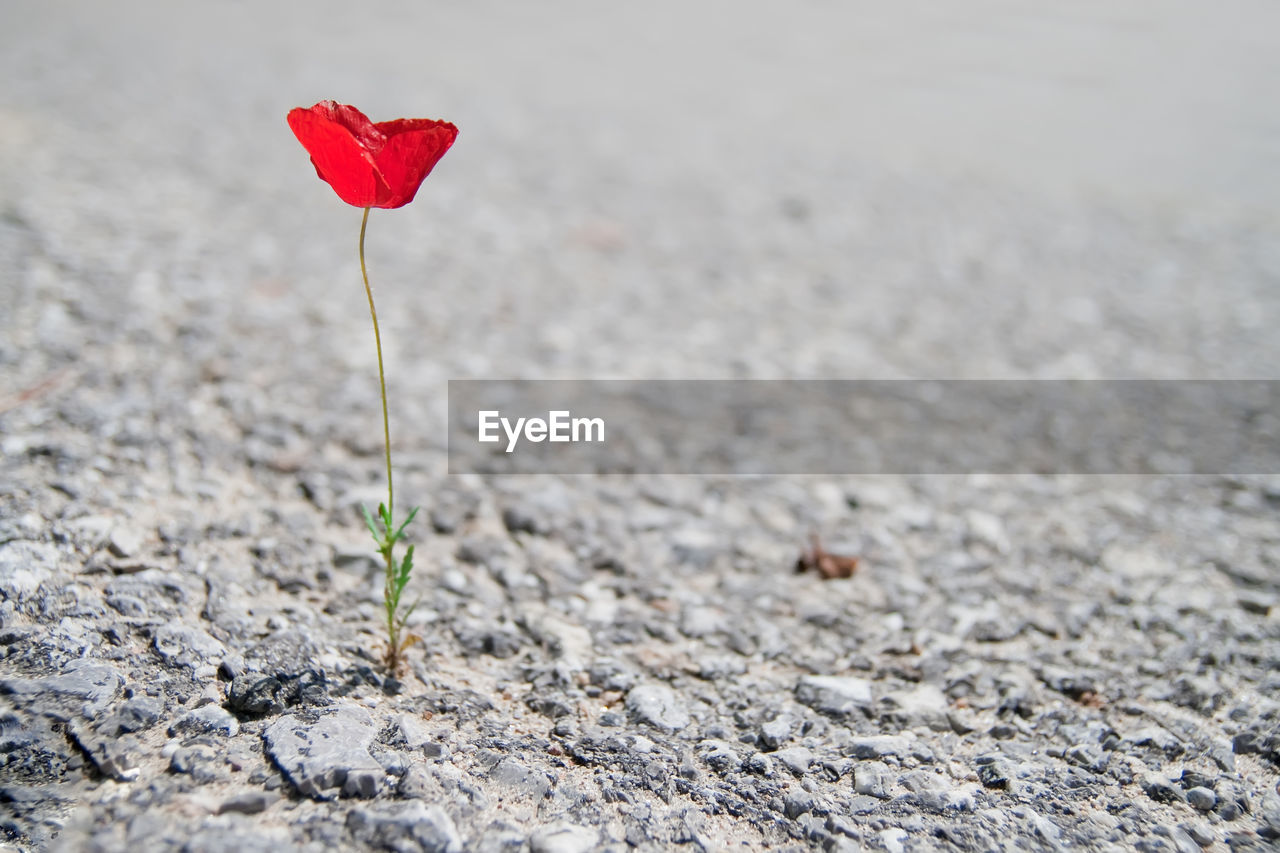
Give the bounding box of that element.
[358,206,394,520]
[358,206,403,660]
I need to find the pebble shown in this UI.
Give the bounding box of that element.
[795,676,874,717]
[853,762,892,798]
[1141,773,1186,804]
[153,624,226,669]
[346,803,463,853]
[107,525,145,558]
[529,823,598,853]
[70,723,140,781]
[1183,822,1216,847]
[759,715,793,750]
[783,789,815,819]
[698,739,741,773]
[398,765,436,800]
[1064,743,1109,773]
[975,756,1017,792]
[502,503,550,536]
[879,827,909,853]
[0,659,123,719]
[849,735,911,759]
[168,704,240,738]
[490,758,550,799]
[228,674,288,715]
[0,541,56,603]
[624,684,691,731]
[680,606,726,638]
[218,791,279,815]
[96,696,163,737]
[1186,786,1217,811]
[263,704,385,800]
[395,713,434,750]
[774,746,815,776]
[170,744,219,781]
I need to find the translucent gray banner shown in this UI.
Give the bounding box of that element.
[447,380,1280,475]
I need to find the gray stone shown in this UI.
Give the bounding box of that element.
[680,606,726,638]
[398,765,438,800]
[1141,772,1185,804]
[490,758,550,799]
[784,788,815,819]
[180,819,291,853]
[1186,786,1217,811]
[395,713,434,749]
[774,746,814,775]
[1208,739,1236,772]
[172,743,224,783]
[68,722,140,781]
[346,802,463,853]
[168,704,240,738]
[263,704,384,800]
[502,503,549,536]
[625,684,690,731]
[454,620,525,658]
[96,696,164,736]
[879,827,909,853]
[475,823,527,853]
[759,715,793,750]
[796,676,874,717]
[678,748,700,779]
[1126,726,1184,757]
[1167,827,1203,853]
[218,790,280,815]
[0,541,56,603]
[1214,781,1251,820]
[697,739,741,773]
[854,761,892,798]
[0,659,123,720]
[898,769,946,793]
[107,525,145,558]
[529,823,598,853]
[696,655,747,680]
[373,748,409,776]
[244,629,322,677]
[153,623,226,668]
[1064,742,1109,773]
[744,752,774,776]
[103,570,200,621]
[669,526,720,567]
[228,673,288,715]
[848,735,911,759]
[975,755,1016,792]
[1183,823,1216,846]
[880,683,951,731]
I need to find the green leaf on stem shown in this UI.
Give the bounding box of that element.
[361,504,382,543]
[396,544,415,588]
[393,506,420,542]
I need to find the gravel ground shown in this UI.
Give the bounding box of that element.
[3,2,1280,851]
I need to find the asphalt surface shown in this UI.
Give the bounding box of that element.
[2,2,1279,851]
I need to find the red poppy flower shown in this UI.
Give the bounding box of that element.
[287,101,458,209]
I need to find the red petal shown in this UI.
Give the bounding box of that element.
[370,119,459,208]
[287,103,389,207]
[325,102,386,153]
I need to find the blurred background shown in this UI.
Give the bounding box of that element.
[3,0,1279,449]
